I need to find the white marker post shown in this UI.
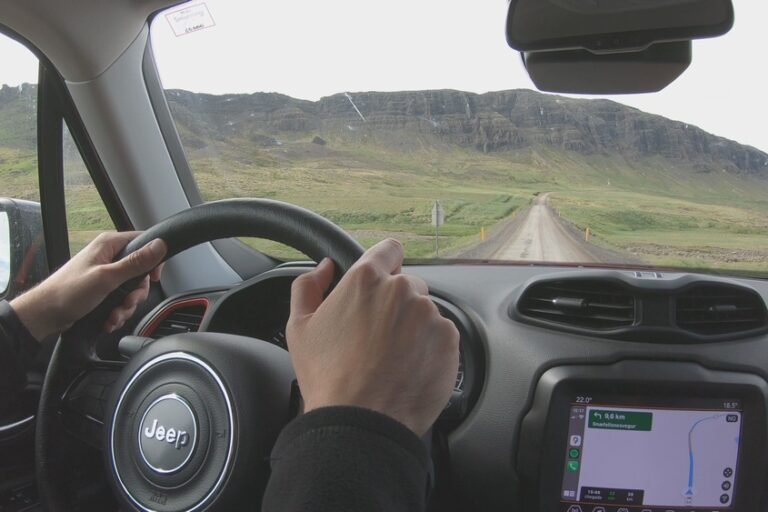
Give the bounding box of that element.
[431,200,445,257]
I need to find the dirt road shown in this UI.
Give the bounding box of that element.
[491,193,598,262]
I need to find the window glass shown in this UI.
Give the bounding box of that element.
[0,36,38,203]
[63,123,114,254]
[0,35,48,297]
[151,1,768,275]
[0,34,114,260]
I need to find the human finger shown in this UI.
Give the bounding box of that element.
[88,231,141,259]
[394,273,429,296]
[104,239,167,285]
[103,277,150,333]
[149,262,165,282]
[354,238,404,275]
[289,258,335,319]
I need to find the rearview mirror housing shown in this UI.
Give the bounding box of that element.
[0,198,49,301]
[506,0,733,95]
[522,41,692,95]
[506,0,734,53]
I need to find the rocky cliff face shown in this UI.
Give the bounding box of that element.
[165,88,768,174]
[1,83,765,175]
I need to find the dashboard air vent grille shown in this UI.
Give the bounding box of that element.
[517,279,635,329]
[144,299,208,339]
[676,285,768,336]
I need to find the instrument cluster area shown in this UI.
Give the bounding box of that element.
[138,267,485,425]
[203,274,294,349]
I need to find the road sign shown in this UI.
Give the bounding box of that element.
[431,201,444,227]
[431,201,445,257]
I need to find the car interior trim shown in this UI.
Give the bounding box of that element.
[0,415,35,434]
[139,297,210,338]
[36,64,71,267]
[65,26,242,293]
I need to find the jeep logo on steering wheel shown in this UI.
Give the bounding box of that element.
[138,394,198,474]
[143,418,190,449]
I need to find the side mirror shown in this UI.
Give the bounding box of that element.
[0,198,49,301]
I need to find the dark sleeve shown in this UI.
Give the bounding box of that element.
[0,300,39,415]
[263,406,431,512]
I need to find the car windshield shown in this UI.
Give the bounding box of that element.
[135,2,768,274]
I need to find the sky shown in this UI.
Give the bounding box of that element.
[0,0,766,153]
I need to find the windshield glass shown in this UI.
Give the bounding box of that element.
[150,1,768,274]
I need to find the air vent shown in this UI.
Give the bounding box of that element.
[676,284,768,336]
[517,279,635,330]
[142,299,208,339]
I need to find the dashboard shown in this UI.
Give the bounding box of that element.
[129,263,768,512]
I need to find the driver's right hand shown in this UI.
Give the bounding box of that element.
[286,238,460,436]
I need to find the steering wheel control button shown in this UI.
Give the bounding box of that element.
[138,394,197,474]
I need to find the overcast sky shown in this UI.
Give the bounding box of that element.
[1,1,766,153]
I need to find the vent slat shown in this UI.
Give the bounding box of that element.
[518,279,635,330]
[528,297,633,310]
[678,318,761,326]
[675,285,767,336]
[524,308,632,323]
[150,304,206,338]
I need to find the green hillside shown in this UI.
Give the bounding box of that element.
[2,83,768,273]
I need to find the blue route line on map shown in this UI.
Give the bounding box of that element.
[686,414,728,495]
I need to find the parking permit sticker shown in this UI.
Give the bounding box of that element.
[165,3,216,37]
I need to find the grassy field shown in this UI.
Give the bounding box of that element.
[3,129,768,275]
[189,137,538,259]
[549,189,768,273]
[0,144,114,254]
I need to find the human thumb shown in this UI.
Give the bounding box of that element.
[289,258,335,319]
[107,238,168,284]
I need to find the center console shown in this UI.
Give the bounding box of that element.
[517,361,768,512]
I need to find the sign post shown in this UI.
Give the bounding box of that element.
[431,200,445,257]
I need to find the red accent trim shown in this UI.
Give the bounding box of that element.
[140,297,210,337]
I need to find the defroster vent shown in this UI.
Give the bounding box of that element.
[676,284,768,336]
[517,279,635,330]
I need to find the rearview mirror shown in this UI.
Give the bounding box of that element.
[506,0,734,53]
[0,198,49,301]
[506,0,734,94]
[522,41,692,95]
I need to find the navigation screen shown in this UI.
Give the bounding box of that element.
[560,398,743,512]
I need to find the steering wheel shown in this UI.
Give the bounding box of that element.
[35,199,364,512]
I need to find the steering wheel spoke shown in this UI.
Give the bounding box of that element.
[59,362,124,449]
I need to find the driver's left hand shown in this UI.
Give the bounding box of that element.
[10,232,167,340]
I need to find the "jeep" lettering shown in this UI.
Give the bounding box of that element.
[143,419,190,449]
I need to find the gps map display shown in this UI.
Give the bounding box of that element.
[560,399,743,511]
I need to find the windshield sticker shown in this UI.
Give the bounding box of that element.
[165,3,216,37]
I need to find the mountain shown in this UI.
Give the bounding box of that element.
[164,88,768,175]
[0,83,37,150]
[2,83,767,179]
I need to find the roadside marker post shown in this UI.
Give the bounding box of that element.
[480,227,486,241]
[431,200,445,257]
[585,227,591,242]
